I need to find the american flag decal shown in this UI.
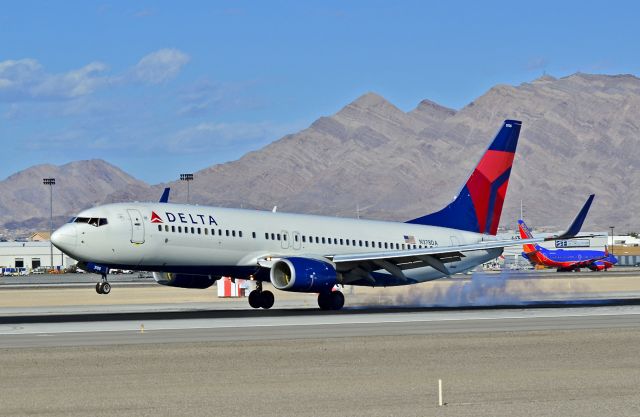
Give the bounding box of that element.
[403,235,416,244]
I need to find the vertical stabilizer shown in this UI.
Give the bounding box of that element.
[406,120,521,235]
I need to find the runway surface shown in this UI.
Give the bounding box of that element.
[2,273,640,416]
[2,302,640,348]
[2,305,640,417]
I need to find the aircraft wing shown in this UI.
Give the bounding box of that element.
[327,237,545,279]
[328,195,594,282]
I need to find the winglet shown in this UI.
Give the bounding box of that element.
[160,187,170,203]
[551,194,595,240]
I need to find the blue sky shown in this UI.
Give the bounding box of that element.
[1,0,638,183]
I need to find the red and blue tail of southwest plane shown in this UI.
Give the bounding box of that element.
[406,120,522,235]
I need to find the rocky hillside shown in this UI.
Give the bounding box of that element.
[2,73,639,236]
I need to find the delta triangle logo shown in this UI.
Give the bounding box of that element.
[151,211,163,223]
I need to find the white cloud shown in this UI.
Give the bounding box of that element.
[132,48,190,84]
[0,58,110,101]
[0,48,190,102]
[168,121,288,153]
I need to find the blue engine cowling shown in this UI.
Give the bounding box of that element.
[152,272,216,289]
[270,257,337,292]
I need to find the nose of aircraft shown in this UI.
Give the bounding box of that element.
[51,224,77,252]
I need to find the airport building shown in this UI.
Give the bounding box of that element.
[0,241,74,271]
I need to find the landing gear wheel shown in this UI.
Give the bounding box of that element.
[248,290,262,309]
[318,292,332,310]
[260,290,275,309]
[330,291,344,310]
[101,282,111,294]
[95,283,102,294]
[318,291,344,310]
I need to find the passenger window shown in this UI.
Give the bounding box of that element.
[302,236,306,243]
[165,225,169,232]
[191,227,195,234]
[277,234,281,241]
[265,233,269,239]
[271,233,275,240]
[239,231,243,238]
[178,226,182,233]
[158,225,162,232]
[232,230,236,237]
[315,237,319,244]
[384,242,388,249]
[359,240,362,247]
[402,244,405,250]
[226,230,230,237]
[283,234,286,241]
[395,243,399,250]
[197,228,201,235]
[172,226,175,233]
[294,235,299,242]
[322,237,326,244]
[346,240,350,246]
[340,238,343,245]
[365,241,369,248]
[185,228,189,234]
[204,228,208,235]
[252,232,256,239]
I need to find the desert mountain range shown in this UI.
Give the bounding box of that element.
[3,73,639,237]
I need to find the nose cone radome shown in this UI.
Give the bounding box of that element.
[51,224,77,252]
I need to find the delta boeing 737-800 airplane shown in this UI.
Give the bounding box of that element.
[50,120,590,310]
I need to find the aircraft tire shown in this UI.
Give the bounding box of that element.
[95,283,102,294]
[317,292,332,310]
[330,291,345,310]
[248,290,262,309]
[101,282,111,294]
[261,291,275,309]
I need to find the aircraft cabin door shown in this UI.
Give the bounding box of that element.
[292,231,301,250]
[281,230,290,249]
[127,209,145,244]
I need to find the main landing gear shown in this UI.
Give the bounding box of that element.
[317,291,344,311]
[95,274,111,295]
[248,282,275,309]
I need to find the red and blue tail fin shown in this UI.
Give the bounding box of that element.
[406,120,521,235]
[518,219,538,253]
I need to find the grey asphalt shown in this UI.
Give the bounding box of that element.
[1,306,640,416]
[2,276,640,417]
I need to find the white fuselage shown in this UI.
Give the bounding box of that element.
[52,202,502,285]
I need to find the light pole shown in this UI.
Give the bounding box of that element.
[609,226,615,256]
[180,173,194,204]
[43,178,55,270]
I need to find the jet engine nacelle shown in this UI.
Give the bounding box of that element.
[152,272,216,289]
[270,257,337,292]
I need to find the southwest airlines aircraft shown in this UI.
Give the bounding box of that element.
[518,204,617,271]
[51,120,589,310]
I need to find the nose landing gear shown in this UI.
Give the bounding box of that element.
[95,274,111,294]
[248,281,274,309]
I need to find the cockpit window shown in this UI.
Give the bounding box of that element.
[74,217,108,227]
[68,217,76,223]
